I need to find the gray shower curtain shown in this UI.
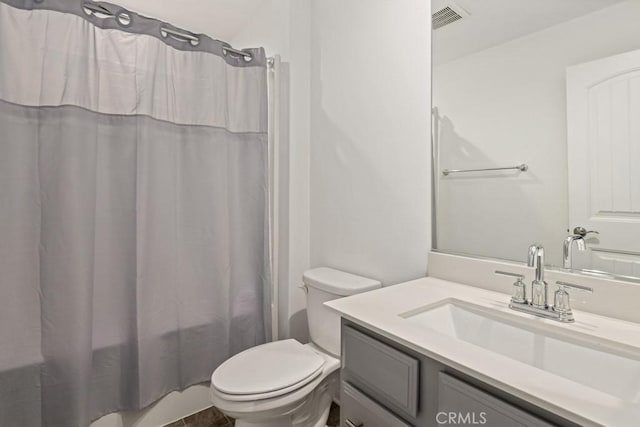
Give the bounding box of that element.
[0,2,270,426]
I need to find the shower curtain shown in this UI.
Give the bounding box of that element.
[0,1,270,426]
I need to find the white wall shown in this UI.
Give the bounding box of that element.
[228,0,293,59]
[233,0,434,337]
[309,0,432,286]
[433,0,640,267]
[280,0,313,342]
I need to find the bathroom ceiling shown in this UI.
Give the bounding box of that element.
[432,0,624,65]
[113,0,266,41]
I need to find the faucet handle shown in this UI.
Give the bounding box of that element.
[553,281,593,322]
[495,270,524,279]
[572,226,599,237]
[495,271,527,304]
[556,281,593,293]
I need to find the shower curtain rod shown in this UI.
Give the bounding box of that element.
[82,1,255,60]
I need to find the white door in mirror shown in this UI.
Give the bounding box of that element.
[566,49,640,277]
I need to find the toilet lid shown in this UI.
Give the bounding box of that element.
[211,339,325,397]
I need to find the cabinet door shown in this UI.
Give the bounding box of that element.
[438,373,557,427]
[341,383,411,427]
[342,325,419,418]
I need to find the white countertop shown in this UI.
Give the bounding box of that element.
[325,277,640,427]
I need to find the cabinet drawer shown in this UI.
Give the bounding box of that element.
[342,326,419,418]
[438,373,557,427]
[342,383,411,427]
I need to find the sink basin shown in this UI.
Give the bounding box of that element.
[401,299,640,402]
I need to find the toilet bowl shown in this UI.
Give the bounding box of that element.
[210,267,381,427]
[210,341,340,427]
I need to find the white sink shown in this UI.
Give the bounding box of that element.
[401,299,640,403]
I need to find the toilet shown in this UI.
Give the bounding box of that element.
[210,267,381,427]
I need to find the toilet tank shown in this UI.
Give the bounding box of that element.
[303,268,381,357]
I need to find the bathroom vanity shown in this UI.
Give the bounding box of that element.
[340,320,571,427]
[326,274,640,427]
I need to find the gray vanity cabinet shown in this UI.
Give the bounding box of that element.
[340,320,577,427]
[342,382,411,427]
[438,373,556,427]
[342,326,419,419]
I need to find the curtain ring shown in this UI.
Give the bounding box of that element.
[82,2,113,18]
[115,8,132,27]
[160,26,200,47]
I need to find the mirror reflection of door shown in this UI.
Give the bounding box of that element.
[567,49,640,277]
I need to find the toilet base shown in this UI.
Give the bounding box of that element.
[235,404,329,427]
[228,371,338,427]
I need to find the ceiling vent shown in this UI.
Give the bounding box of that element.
[432,1,469,30]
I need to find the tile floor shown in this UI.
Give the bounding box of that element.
[327,402,341,426]
[165,406,232,427]
[167,403,340,427]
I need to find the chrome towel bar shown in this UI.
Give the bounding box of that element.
[442,163,528,176]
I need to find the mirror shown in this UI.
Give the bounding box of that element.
[431,0,640,281]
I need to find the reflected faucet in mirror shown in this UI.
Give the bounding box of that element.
[562,227,599,269]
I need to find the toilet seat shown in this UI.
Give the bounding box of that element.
[211,339,326,401]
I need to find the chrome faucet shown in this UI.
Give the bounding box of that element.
[527,244,548,308]
[495,244,593,323]
[563,235,585,269]
[562,227,599,269]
